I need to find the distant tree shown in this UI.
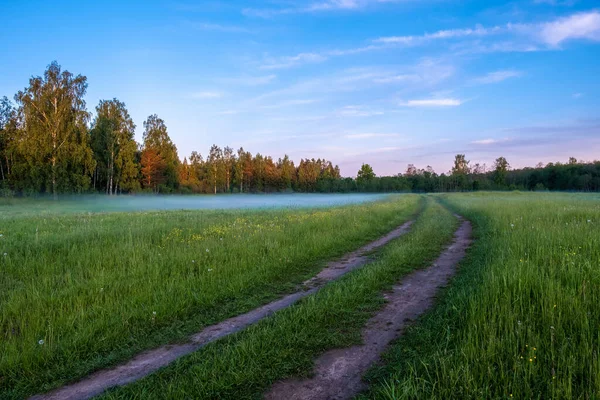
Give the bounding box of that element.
[15,61,95,197]
[0,97,16,182]
[493,156,510,186]
[140,147,165,191]
[357,163,376,184]
[405,164,417,176]
[142,114,179,191]
[234,147,250,193]
[90,99,138,194]
[278,154,295,190]
[452,154,470,175]
[569,157,578,165]
[223,146,234,192]
[207,144,223,194]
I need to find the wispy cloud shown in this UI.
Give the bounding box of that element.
[536,11,600,46]
[572,92,584,98]
[344,133,401,139]
[191,91,224,99]
[257,11,600,69]
[399,98,463,107]
[261,53,327,70]
[471,138,511,145]
[261,99,321,109]
[471,69,522,84]
[337,105,384,117]
[222,75,277,86]
[244,0,413,18]
[375,25,502,44]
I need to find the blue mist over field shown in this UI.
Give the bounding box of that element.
[2,194,390,216]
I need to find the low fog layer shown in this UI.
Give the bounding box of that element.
[4,194,389,215]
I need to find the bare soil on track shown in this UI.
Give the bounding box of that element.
[31,220,415,400]
[265,217,472,400]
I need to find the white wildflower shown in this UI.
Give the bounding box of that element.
[38,339,45,345]
[208,268,213,272]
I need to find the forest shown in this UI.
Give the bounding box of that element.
[1,62,599,197]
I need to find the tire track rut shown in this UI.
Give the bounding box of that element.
[265,216,472,400]
[31,220,415,400]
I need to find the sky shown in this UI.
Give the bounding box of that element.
[1,0,599,176]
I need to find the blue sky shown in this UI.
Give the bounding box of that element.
[1,0,599,176]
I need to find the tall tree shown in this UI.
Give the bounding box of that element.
[223,146,234,192]
[15,61,95,197]
[142,114,179,192]
[140,148,165,191]
[207,144,223,194]
[357,163,375,184]
[0,97,16,183]
[493,156,510,186]
[452,154,470,175]
[90,99,138,194]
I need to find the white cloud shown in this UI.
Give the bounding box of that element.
[537,11,600,46]
[375,25,502,44]
[337,105,385,117]
[400,98,463,107]
[471,69,522,84]
[191,91,224,99]
[261,53,327,70]
[471,138,511,145]
[257,11,600,70]
[344,133,401,139]
[244,0,415,18]
[223,75,277,86]
[261,99,321,109]
[572,92,584,98]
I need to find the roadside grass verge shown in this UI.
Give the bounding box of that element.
[0,195,418,399]
[100,197,458,399]
[362,192,600,399]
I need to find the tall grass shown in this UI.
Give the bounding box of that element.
[364,192,600,399]
[101,197,458,399]
[0,195,418,398]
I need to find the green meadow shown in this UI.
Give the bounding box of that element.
[1,192,599,399]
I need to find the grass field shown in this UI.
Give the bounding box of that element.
[363,192,600,399]
[0,195,418,398]
[100,197,458,399]
[2,192,599,400]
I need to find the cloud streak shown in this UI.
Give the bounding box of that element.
[399,98,463,107]
[256,11,600,69]
[244,0,415,18]
[191,91,224,99]
[471,70,522,84]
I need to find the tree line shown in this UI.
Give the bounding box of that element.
[354,155,600,193]
[1,62,598,197]
[0,62,341,197]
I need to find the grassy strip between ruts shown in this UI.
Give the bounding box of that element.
[1,195,419,399]
[361,192,600,399]
[99,196,458,399]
